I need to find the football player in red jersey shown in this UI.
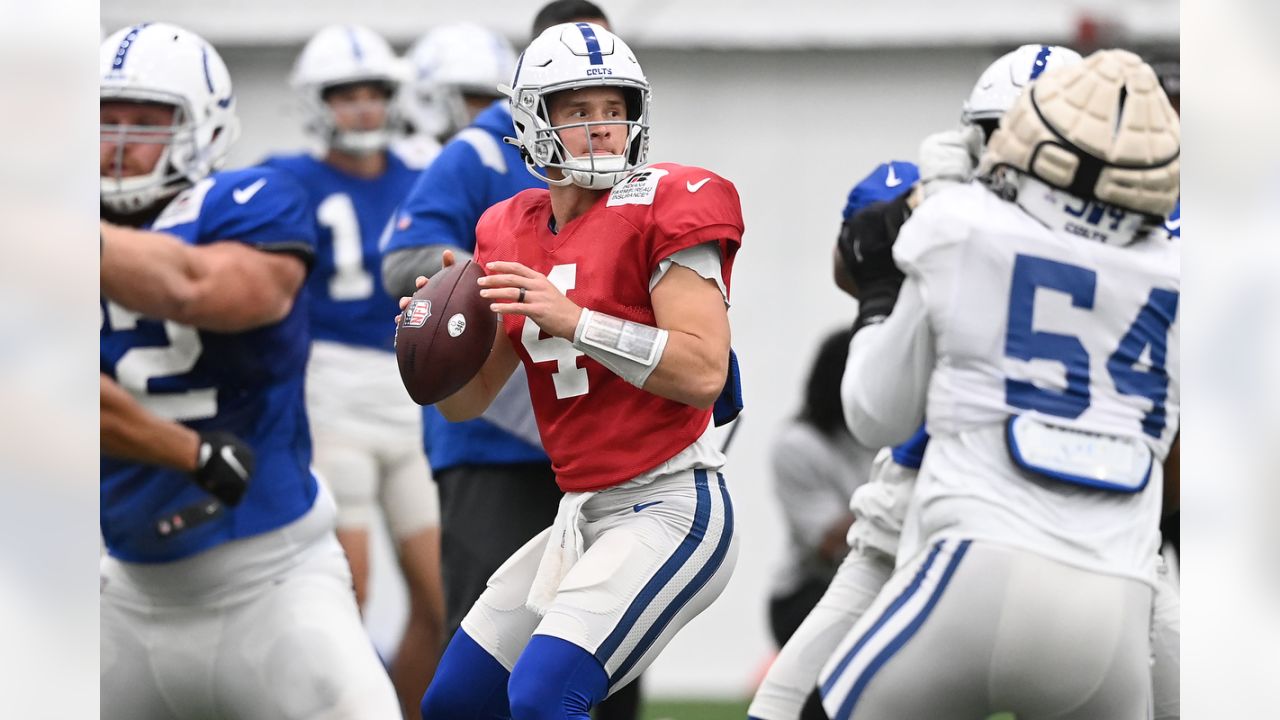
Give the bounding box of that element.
[404,22,742,720]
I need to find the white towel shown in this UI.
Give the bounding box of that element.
[525,491,595,616]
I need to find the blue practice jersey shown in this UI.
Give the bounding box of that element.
[384,100,548,471]
[262,152,418,352]
[100,167,319,563]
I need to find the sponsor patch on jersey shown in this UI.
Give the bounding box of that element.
[404,299,432,328]
[447,313,467,337]
[151,177,215,231]
[607,168,669,207]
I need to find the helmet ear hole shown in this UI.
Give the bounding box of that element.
[974,119,999,143]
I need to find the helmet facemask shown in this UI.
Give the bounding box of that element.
[312,81,398,156]
[100,95,204,214]
[511,82,649,190]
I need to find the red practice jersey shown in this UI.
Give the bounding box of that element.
[474,163,744,492]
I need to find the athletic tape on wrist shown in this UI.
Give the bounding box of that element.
[572,309,669,388]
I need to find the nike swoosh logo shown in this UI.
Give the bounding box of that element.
[686,178,711,193]
[633,501,664,513]
[885,166,903,188]
[221,445,249,479]
[233,178,267,204]
[1165,218,1181,230]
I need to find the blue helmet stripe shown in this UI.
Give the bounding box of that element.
[345,26,364,62]
[111,23,152,72]
[1030,45,1053,80]
[575,22,604,66]
[201,45,215,93]
[512,51,525,86]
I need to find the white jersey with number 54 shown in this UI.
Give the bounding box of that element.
[843,181,1179,584]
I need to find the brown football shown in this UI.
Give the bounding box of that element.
[396,260,497,405]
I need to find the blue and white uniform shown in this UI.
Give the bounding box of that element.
[825,179,1179,720]
[101,167,318,562]
[262,151,438,540]
[100,167,401,720]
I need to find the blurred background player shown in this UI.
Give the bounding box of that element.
[99,23,400,719]
[395,22,516,170]
[263,24,444,718]
[750,161,920,720]
[826,49,1179,719]
[764,330,874,649]
[382,2,646,718]
[410,21,741,719]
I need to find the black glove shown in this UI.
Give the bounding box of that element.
[836,191,913,333]
[194,431,255,506]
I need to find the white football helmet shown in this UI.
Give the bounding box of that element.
[291,25,404,155]
[962,44,1084,132]
[403,23,516,140]
[979,49,1180,219]
[504,23,649,190]
[100,23,240,214]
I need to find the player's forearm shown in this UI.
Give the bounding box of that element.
[437,328,518,421]
[103,223,301,332]
[100,375,199,471]
[640,330,728,409]
[101,221,204,322]
[842,281,932,448]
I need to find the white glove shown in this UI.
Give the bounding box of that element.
[918,124,985,199]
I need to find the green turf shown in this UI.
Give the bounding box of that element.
[639,699,749,720]
[636,699,1016,719]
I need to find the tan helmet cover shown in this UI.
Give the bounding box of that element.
[979,49,1180,217]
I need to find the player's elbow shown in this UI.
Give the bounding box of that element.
[435,382,493,422]
[436,402,478,422]
[845,399,917,450]
[687,355,729,410]
[254,292,298,327]
[163,278,205,326]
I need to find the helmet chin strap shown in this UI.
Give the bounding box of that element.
[560,152,628,190]
[100,141,183,214]
[331,128,389,155]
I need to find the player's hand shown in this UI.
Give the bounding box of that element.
[918,124,984,199]
[394,250,457,325]
[193,431,255,506]
[836,194,910,297]
[479,261,582,339]
[837,193,913,333]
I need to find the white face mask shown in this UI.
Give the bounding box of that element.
[1010,172,1153,247]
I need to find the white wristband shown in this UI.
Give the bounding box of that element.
[572,309,669,388]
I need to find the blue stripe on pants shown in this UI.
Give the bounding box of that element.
[833,540,972,720]
[595,470,711,666]
[609,473,733,688]
[820,541,946,697]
